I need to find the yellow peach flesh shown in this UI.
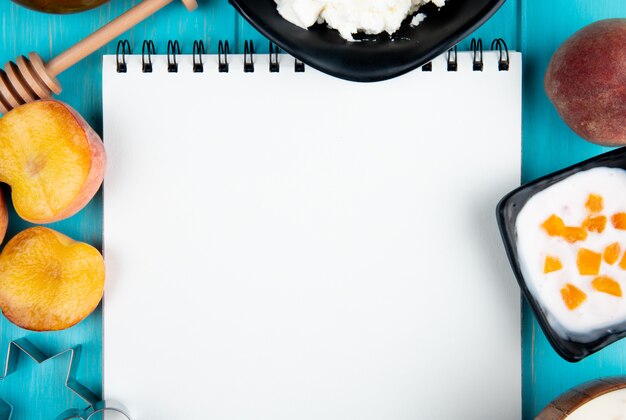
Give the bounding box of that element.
[544,256,563,273]
[620,252,626,270]
[542,214,565,236]
[585,194,604,214]
[577,248,601,275]
[0,100,105,224]
[562,226,588,243]
[592,276,623,297]
[583,215,607,233]
[0,227,105,331]
[541,214,588,242]
[612,213,626,230]
[604,242,621,265]
[561,283,586,310]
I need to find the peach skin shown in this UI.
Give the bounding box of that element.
[0,100,106,224]
[0,227,105,331]
[545,19,626,146]
[0,187,7,244]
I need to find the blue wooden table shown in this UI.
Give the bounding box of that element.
[0,0,624,418]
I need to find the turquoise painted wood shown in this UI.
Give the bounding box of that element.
[0,0,621,418]
[520,1,626,418]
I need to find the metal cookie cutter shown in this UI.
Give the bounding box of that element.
[0,337,131,420]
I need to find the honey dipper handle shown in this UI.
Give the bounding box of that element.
[45,0,198,76]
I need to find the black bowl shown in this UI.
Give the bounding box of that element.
[497,147,626,362]
[229,0,506,82]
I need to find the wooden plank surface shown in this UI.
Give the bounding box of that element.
[520,0,626,418]
[1,0,623,418]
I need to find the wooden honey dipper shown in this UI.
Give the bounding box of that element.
[0,0,198,114]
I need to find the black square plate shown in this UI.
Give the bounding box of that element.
[497,147,626,362]
[229,0,506,82]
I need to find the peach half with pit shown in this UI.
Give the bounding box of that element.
[0,227,105,331]
[0,100,106,224]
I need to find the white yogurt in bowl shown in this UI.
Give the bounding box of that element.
[516,167,626,340]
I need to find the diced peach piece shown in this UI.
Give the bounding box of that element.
[542,214,565,236]
[592,276,623,297]
[541,213,588,242]
[620,252,626,270]
[0,227,105,331]
[585,194,604,214]
[0,188,7,245]
[583,215,607,233]
[604,242,621,265]
[612,213,626,230]
[561,283,587,310]
[562,226,588,243]
[544,256,563,273]
[0,100,106,224]
[577,248,602,275]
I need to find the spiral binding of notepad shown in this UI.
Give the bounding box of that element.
[115,37,510,74]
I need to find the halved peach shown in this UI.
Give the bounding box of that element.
[0,188,7,245]
[0,100,106,224]
[0,227,105,331]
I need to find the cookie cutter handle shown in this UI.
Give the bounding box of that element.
[56,400,132,420]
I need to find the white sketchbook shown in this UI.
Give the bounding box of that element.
[103,46,522,419]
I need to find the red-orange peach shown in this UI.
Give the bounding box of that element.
[545,19,626,146]
[12,0,109,13]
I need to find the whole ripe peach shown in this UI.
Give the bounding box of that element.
[0,100,106,224]
[545,19,626,146]
[11,0,109,13]
[0,188,7,245]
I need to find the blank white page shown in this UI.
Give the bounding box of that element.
[103,51,522,420]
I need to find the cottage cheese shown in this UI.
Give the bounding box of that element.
[275,0,447,41]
